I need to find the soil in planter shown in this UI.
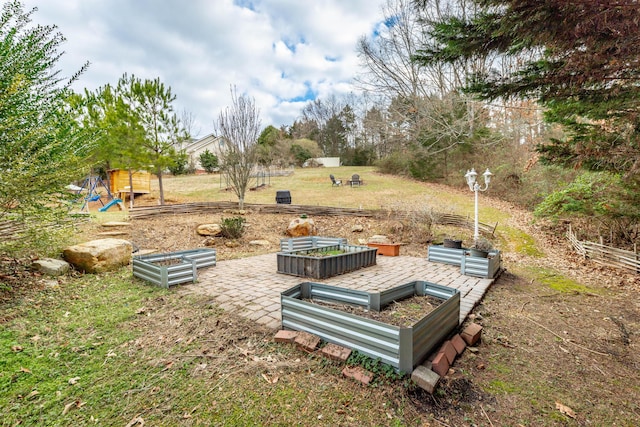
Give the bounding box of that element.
[151,258,185,266]
[304,249,347,257]
[304,295,443,327]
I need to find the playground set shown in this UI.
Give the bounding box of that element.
[73,170,151,212]
[74,175,123,212]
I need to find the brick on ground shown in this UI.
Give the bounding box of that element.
[411,365,440,394]
[294,331,321,352]
[440,340,457,365]
[461,323,483,346]
[451,334,467,355]
[274,330,298,344]
[320,343,351,362]
[431,352,450,377]
[342,366,374,385]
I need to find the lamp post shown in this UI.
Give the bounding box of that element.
[464,168,493,242]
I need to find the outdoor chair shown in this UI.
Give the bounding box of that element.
[330,174,342,186]
[348,174,363,187]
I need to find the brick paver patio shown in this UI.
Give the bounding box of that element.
[179,253,494,330]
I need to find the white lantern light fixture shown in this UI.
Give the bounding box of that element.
[464,168,493,241]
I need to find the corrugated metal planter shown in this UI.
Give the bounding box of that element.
[280,236,347,252]
[277,244,377,279]
[367,242,401,256]
[427,245,501,279]
[281,281,460,373]
[133,248,216,288]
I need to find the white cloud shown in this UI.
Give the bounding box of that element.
[21,0,384,136]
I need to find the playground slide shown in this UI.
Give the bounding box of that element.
[98,198,123,212]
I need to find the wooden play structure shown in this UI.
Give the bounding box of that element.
[108,169,151,199]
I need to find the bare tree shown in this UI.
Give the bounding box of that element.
[215,87,261,209]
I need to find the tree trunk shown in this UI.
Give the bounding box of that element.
[157,167,165,205]
[128,169,135,209]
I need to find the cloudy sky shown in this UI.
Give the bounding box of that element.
[22,0,387,138]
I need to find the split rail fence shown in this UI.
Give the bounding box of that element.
[567,225,639,273]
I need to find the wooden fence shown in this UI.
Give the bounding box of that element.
[129,201,498,235]
[567,225,639,273]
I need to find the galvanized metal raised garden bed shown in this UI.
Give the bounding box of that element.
[427,245,501,279]
[279,236,347,252]
[281,281,460,373]
[277,244,377,279]
[133,248,216,288]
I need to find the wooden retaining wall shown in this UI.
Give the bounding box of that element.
[129,202,497,235]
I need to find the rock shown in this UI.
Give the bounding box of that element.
[32,258,69,276]
[286,217,317,237]
[351,224,364,232]
[249,240,271,247]
[197,223,223,236]
[102,221,131,227]
[63,238,132,273]
[203,237,216,246]
[368,234,389,243]
[225,240,241,248]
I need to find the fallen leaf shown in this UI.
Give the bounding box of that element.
[27,390,39,399]
[20,367,32,374]
[62,402,75,415]
[68,377,81,385]
[125,414,145,427]
[555,401,576,418]
[136,307,147,314]
[11,345,23,352]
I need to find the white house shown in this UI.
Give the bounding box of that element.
[184,133,225,171]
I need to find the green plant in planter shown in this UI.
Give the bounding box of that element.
[470,237,494,257]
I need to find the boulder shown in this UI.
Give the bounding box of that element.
[286,218,317,237]
[368,234,389,244]
[32,258,70,276]
[63,238,132,273]
[197,223,223,236]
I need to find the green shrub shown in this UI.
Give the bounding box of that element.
[220,216,245,239]
[199,149,219,173]
[168,151,190,175]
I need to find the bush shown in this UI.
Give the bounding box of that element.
[220,216,245,239]
[199,150,219,173]
[168,151,190,175]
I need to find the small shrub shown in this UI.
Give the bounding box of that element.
[199,150,219,173]
[168,151,190,175]
[220,216,245,239]
[473,237,493,251]
[346,351,406,383]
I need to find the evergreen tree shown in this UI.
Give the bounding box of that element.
[0,1,94,250]
[413,0,640,176]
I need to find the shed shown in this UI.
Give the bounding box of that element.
[108,169,151,197]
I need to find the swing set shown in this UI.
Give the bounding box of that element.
[74,176,122,212]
